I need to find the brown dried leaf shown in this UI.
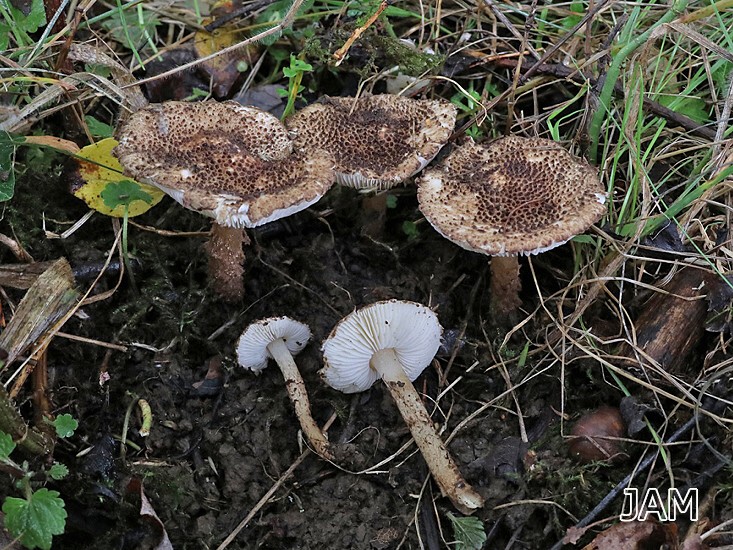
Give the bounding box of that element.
[127,478,173,550]
[582,520,678,550]
[193,21,260,98]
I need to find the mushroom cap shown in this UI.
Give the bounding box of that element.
[286,95,457,191]
[114,101,334,228]
[237,317,312,373]
[320,300,443,393]
[416,136,607,256]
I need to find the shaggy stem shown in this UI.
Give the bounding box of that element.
[370,348,484,515]
[205,223,247,302]
[489,256,522,323]
[267,338,334,461]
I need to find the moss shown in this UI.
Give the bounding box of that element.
[369,35,443,76]
[303,28,444,81]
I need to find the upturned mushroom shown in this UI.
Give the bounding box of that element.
[238,317,333,460]
[114,100,334,301]
[320,300,484,514]
[286,94,456,236]
[417,136,606,323]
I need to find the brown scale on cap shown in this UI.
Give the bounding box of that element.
[115,101,333,228]
[286,94,457,190]
[417,136,607,256]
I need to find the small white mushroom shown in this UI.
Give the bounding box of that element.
[321,300,484,514]
[238,317,333,460]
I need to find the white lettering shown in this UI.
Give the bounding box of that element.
[620,488,638,522]
[619,488,698,522]
[668,488,698,521]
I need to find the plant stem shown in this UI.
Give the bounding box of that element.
[267,338,334,460]
[0,385,53,456]
[121,206,138,294]
[370,348,484,515]
[588,0,690,163]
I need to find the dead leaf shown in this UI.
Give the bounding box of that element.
[191,355,225,397]
[194,0,261,98]
[582,520,678,550]
[564,524,590,545]
[68,138,164,217]
[127,478,173,550]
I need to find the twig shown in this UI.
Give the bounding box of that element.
[31,350,54,440]
[481,0,540,60]
[332,1,388,66]
[520,0,613,81]
[55,331,128,352]
[128,0,305,91]
[203,0,274,32]
[548,396,727,550]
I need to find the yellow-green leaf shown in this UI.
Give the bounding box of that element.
[70,138,164,217]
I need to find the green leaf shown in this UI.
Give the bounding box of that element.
[84,115,114,139]
[448,513,487,550]
[0,0,46,49]
[282,55,312,78]
[0,130,18,201]
[0,431,16,460]
[257,0,313,27]
[100,180,154,210]
[658,95,710,124]
[401,220,419,238]
[3,489,67,550]
[48,463,69,481]
[52,414,78,439]
[385,195,397,209]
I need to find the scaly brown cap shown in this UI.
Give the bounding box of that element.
[114,101,334,228]
[417,136,607,256]
[286,94,456,190]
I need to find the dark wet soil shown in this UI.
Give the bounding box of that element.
[3,159,731,550]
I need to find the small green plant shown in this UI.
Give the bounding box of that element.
[0,0,46,50]
[450,84,494,140]
[401,220,419,239]
[280,54,314,119]
[84,116,115,139]
[100,179,159,293]
[50,414,78,439]
[0,422,76,550]
[0,131,18,201]
[447,512,487,550]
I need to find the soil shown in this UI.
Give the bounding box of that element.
[1,163,690,550]
[2,20,732,550]
[0,169,554,548]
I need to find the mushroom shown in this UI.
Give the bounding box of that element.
[114,100,334,301]
[286,94,456,236]
[417,136,606,323]
[238,317,333,460]
[320,300,484,514]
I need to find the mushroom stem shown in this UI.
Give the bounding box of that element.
[489,256,522,323]
[205,223,249,302]
[266,338,334,460]
[361,192,388,239]
[370,348,484,514]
